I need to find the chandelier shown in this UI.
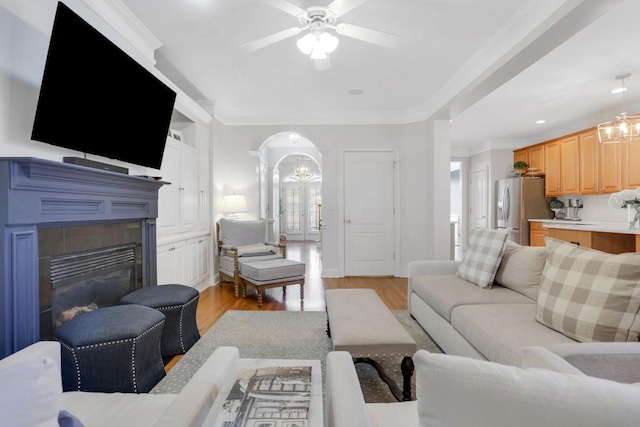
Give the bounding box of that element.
[597,73,640,144]
[294,157,314,181]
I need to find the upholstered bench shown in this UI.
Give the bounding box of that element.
[325,288,417,401]
[240,258,306,307]
[54,304,166,393]
[120,284,201,357]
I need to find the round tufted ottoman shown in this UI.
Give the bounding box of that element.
[54,304,166,393]
[120,284,200,357]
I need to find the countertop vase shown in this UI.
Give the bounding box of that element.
[627,204,640,229]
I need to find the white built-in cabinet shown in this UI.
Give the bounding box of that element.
[156,105,212,288]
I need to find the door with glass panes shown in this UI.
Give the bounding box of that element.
[282,182,321,241]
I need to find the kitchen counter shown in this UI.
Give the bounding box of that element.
[529,219,640,235]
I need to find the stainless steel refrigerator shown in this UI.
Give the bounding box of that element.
[496,176,553,245]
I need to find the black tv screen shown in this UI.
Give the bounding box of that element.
[31,2,176,170]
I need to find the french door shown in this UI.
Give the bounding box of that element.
[283,182,322,241]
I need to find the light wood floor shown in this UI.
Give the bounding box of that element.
[165,241,408,370]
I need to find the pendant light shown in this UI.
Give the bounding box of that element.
[597,73,640,144]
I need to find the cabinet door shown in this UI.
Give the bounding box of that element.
[579,130,598,194]
[599,136,622,193]
[514,149,527,166]
[548,229,592,248]
[544,141,561,196]
[157,140,181,234]
[157,241,187,285]
[528,145,545,175]
[187,237,211,286]
[560,135,579,195]
[624,139,640,188]
[180,146,198,232]
[198,126,210,232]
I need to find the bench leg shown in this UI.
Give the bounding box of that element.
[401,356,415,402]
[353,357,413,402]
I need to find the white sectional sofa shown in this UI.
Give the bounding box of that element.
[408,236,640,367]
[0,341,239,427]
[326,344,640,427]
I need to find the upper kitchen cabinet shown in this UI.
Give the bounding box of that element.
[513,144,544,175]
[544,133,578,197]
[623,139,640,188]
[576,129,620,194]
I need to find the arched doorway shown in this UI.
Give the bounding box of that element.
[257,132,322,243]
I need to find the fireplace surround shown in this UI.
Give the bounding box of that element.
[0,158,165,357]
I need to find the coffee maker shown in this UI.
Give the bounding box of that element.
[566,199,582,221]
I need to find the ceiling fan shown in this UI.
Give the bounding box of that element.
[241,0,400,71]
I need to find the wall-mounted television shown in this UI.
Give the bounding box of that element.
[31,2,176,171]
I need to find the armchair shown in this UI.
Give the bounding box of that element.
[326,344,640,427]
[215,218,285,298]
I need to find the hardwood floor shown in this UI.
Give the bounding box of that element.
[165,241,408,370]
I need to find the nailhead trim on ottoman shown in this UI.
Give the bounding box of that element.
[54,304,166,393]
[120,284,201,357]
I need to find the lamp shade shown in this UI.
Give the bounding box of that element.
[222,194,248,214]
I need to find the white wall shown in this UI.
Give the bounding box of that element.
[211,120,441,277]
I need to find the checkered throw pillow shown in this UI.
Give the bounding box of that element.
[536,237,640,343]
[456,227,511,288]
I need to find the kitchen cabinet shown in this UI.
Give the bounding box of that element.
[599,135,622,193]
[513,144,544,175]
[548,228,591,248]
[579,130,598,194]
[560,135,580,195]
[529,221,548,247]
[544,140,561,196]
[623,139,640,188]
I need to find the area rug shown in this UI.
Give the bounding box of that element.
[151,309,442,403]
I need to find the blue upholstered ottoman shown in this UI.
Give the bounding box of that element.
[54,304,166,393]
[120,284,200,357]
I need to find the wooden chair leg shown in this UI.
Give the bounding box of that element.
[257,289,263,307]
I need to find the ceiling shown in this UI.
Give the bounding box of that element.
[9,0,640,155]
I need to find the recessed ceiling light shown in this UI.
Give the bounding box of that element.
[348,89,363,95]
[535,120,546,124]
[612,87,627,94]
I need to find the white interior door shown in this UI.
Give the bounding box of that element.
[344,151,394,276]
[470,168,488,229]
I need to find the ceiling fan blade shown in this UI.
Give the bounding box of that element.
[241,27,304,52]
[327,0,369,16]
[260,0,306,17]
[335,22,399,48]
[314,55,331,71]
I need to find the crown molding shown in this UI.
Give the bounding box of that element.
[81,0,161,64]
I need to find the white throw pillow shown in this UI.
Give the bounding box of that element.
[456,227,510,288]
[0,356,62,427]
[414,350,640,427]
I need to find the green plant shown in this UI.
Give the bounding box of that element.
[513,161,528,169]
[550,199,564,209]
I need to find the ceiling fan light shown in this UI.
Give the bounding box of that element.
[310,41,327,59]
[296,33,314,55]
[319,32,339,53]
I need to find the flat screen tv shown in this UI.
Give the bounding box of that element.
[31,2,176,170]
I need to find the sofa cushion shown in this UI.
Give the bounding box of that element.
[219,218,266,246]
[235,243,278,256]
[450,303,575,366]
[536,237,640,343]
[414,350,640,427]
[494,239,547,300]
[456,227,510,288]
[219,253,283,275]
[411,274,533,322]
[0,354,62,427]
[367,401,418,427]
